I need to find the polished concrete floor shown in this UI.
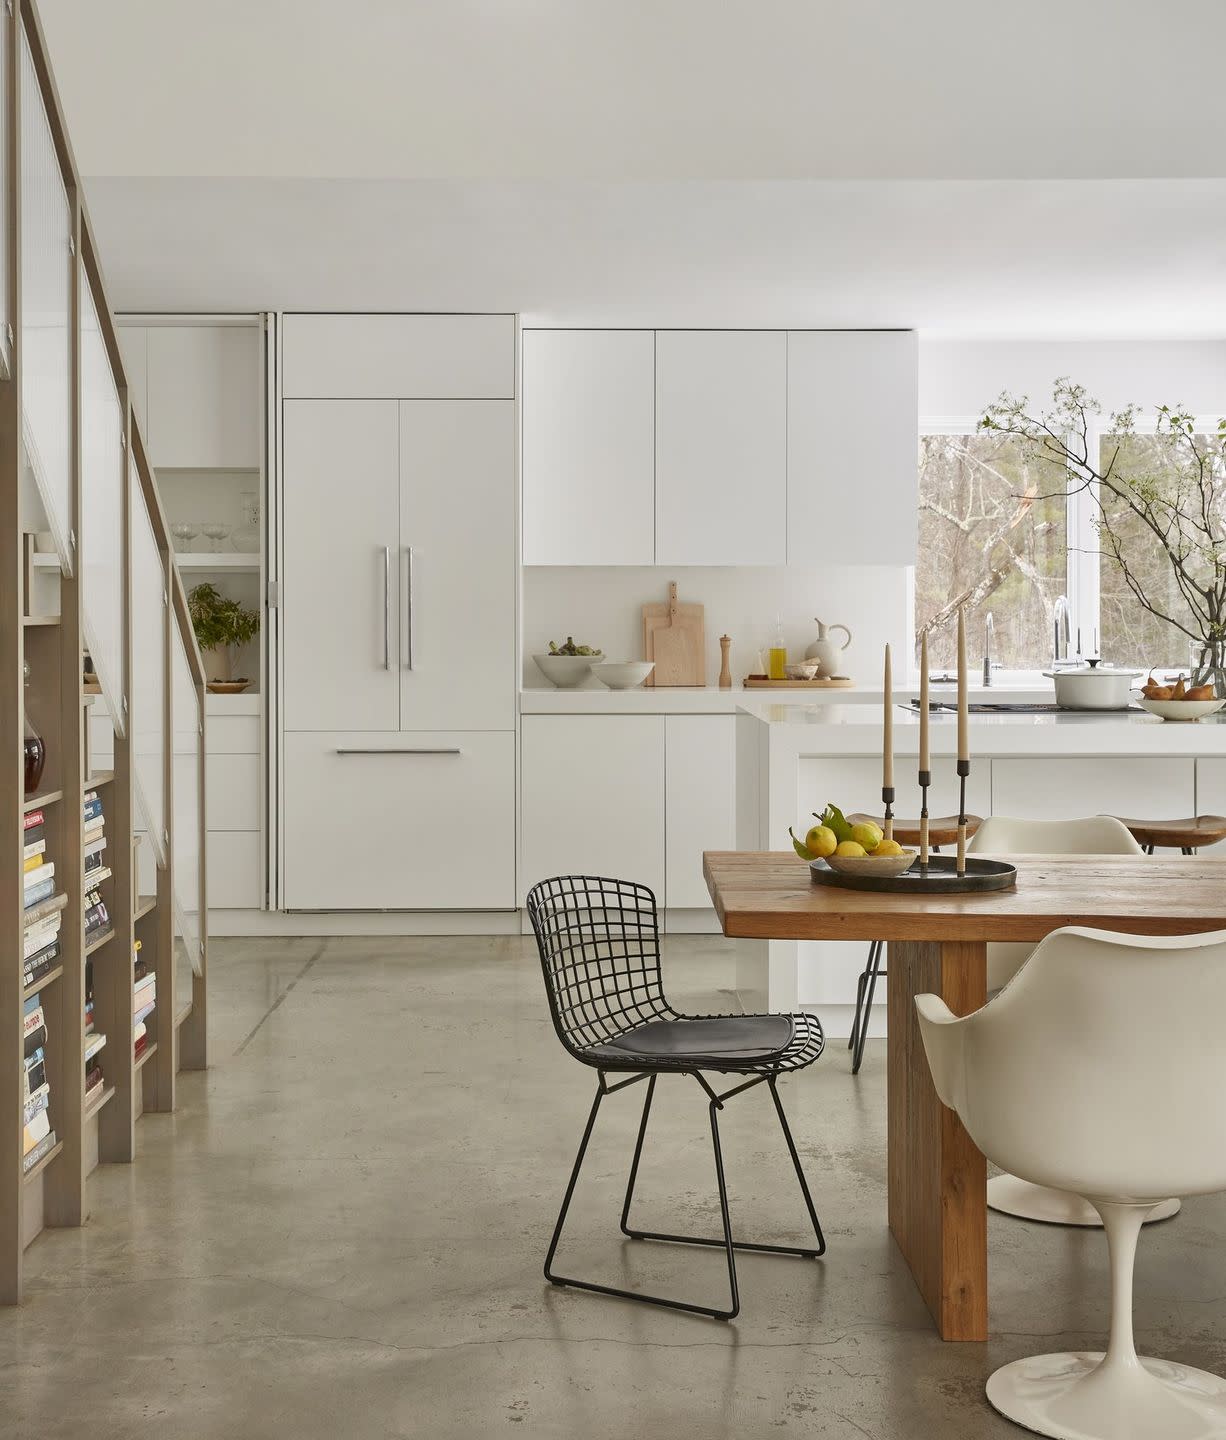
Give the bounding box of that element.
[2,935,1224,1439]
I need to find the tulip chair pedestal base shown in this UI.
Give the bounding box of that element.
[986,1175,1181,1227]
[986,1352,1226,1440]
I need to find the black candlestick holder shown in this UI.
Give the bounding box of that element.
[956,758,970,874]
[918,769,931,870]
[881,785,895,843]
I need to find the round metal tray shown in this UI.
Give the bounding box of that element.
[809,854,1018,894]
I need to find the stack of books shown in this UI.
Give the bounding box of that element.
[134,941,155,1061]
[23,990,55,1173]
[83,789,111,945]
[83,959,104,1108]
[24,809,65,992]
[23,808,55,910]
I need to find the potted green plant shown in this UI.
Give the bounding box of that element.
[187,582,260,693]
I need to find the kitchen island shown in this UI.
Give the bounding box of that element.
[735,702,1226,1021]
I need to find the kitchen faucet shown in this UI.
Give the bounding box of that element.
[1052,595,1075,668]
[982,611,995,686]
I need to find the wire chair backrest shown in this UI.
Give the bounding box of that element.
[526,876,675,1058]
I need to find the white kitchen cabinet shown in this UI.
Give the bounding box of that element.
[145,325,261,469]
[116,324,148,438]
[281,314,515,399]
[787,331,918,566]
[521,330,655,565]
[282,731,515,910]
[207,831,263,910]
[205,753,260,832]
[991,757,1195,822]
[655,331,787,566]
[282,399,401,733]
[520,716,665,902]
[1196,760,1226,825]
[399,400,516,729]
[665,716,736,910]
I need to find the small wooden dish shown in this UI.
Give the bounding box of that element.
[206,679,250,694]
[824,850,917,878]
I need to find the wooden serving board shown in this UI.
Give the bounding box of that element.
[643,581,705,687]
[742,676,855,689]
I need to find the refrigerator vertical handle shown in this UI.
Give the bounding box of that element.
[403,546,414,670]
[382,546,391,670]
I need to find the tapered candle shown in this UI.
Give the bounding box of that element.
[919,631,930,773]
[883,643,893,788]
[956,607,969,763]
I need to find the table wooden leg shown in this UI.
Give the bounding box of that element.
[887,938,987,1341]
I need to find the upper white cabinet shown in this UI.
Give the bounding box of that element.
[655,331,787,566]
[520,328,915,568]
[145,326,261,469]
[282,314,514,399]
[521,329,655,565]
[787,331,918,566]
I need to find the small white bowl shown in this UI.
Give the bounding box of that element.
[823,850,918,877]
[533,653,602,688]
[785,661,821,680]
[593,660,655,690]
[1138,696,1226,722]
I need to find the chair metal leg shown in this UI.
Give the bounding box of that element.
[622,1074,826,1261]
[767,1074,826,1256]
[848,968,868,1050]
[547,1072,739,1320]
[851,940,884,1075]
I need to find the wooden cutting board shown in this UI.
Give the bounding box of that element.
[642,581,705,687]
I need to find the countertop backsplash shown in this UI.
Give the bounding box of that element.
[521,565,911,689]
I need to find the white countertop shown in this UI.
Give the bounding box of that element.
[747,701,1226,756]
[519,681,1054,715]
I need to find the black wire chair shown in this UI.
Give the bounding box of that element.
[526,874,826,1321]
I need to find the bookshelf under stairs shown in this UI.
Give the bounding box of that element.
[2,0,208,1301]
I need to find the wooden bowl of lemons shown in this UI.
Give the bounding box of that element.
[823,849,918,877]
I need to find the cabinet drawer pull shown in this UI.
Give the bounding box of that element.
[335,747,462,756]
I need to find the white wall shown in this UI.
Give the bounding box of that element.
[921,339,1226,420]
[522,565,910,689]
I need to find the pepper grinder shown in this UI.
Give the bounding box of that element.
[718,635,732,689]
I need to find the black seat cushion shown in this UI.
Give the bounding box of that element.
[595,1014,795,1065]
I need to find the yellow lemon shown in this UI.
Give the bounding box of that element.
[850,822,883,852]
[873,838,904,856]
[834,840,866,857]
[804,824,837,858]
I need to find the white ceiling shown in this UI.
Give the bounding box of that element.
[38,0,1226,181]
[38,0,1226,334]
[84,177,1226,335]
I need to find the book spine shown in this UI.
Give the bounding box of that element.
[22,1129,56,1172]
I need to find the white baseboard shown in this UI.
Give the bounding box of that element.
[208,909,522,937]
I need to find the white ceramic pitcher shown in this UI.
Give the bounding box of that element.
[804,619,852,676]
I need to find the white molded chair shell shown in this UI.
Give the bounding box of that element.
[969,816,1142,992]
[917,925,1226,1202]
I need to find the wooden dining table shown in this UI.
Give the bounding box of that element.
[703,850,1226,1341]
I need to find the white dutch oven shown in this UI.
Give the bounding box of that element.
[1043,664,1143,710]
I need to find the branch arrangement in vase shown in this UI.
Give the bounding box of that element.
[980,379,1226,690]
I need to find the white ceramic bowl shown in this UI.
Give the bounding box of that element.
[785,661,821,680]
[1138,696,1226,722]
[533,653,602,688]
[823,850,918,877]
[592,660,655,690]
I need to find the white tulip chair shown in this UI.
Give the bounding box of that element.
[918,926,1226,1440]
[969,814,1179,1226]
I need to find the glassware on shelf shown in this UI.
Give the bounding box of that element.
[23,662,46,797]
[232,493,260,554]
[200,522,232,551]
[170,522,199,553]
